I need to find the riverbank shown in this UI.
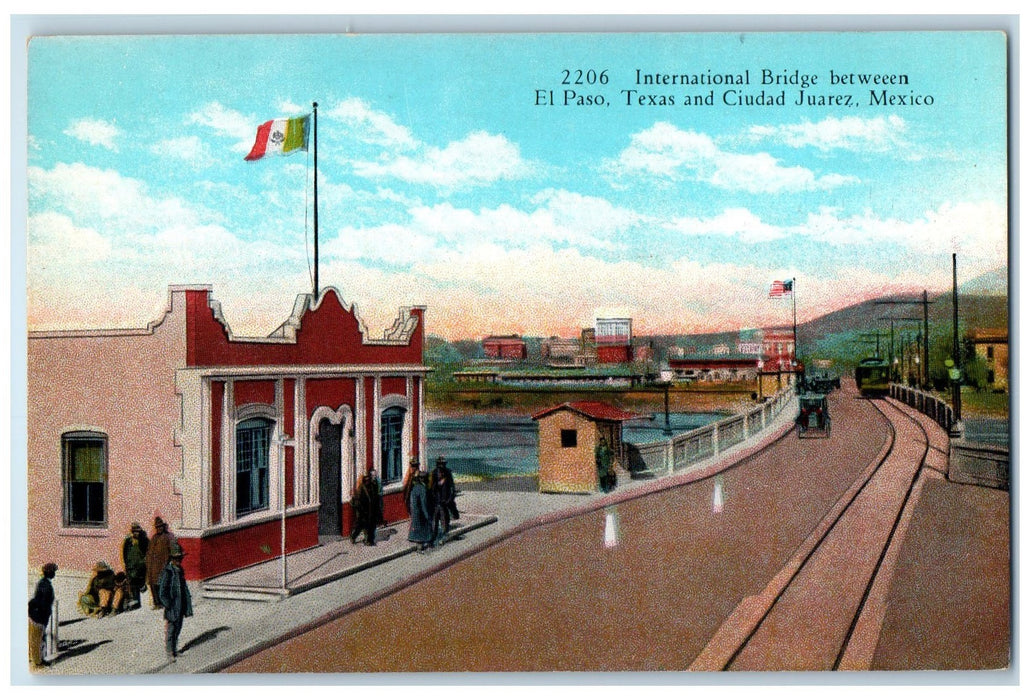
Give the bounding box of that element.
[426,383,759,417]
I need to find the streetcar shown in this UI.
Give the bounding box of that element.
[855,357,891,397]
[797,392,831,438]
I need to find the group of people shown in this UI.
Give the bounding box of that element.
[30,515,194,669]
[76,517,175,618]
[347,456,460,552]
[405,456,459,551]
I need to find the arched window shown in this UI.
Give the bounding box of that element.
[62,430,107,527]
[380,406,405,485]
[236,417,273,516]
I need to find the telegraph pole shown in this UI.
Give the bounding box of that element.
[875,295,934,389]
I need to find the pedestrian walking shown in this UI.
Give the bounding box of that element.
[121,522,149,608]
[431,456,458,543]
[28,562,57,670]
[350,468,383,545]
[145,516,174,609]
[407,471,434,551]
[402,459,420,515]
[157,543,192,662]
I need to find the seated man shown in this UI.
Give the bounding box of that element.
[77,561,116,618]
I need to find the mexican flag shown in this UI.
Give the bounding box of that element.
[245,114,310,161]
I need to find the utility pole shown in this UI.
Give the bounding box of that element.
[950,253,963,436]
[875,294,934,389]
[879,316,922,382]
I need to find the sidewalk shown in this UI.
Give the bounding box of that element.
[25,398,842,677]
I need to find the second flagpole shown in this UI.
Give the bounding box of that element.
[312,101,319,299]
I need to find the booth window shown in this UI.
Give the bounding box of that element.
[561,429,578,448]
[62,431,108,527]
[236,417,272,516]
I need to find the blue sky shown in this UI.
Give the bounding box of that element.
[25,31,1008,340]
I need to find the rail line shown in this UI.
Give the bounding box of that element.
[693,396,931,671]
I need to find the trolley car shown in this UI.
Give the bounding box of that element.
[855,357,891,397]
[797,392,831,438]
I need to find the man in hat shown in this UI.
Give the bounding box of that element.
[77,561,116,617]
[145,517,174,609]
[28,562,57,670]
[157,543,192,662]
[430,456,458,543]
[121,522,149,608]
[350,467,382,546]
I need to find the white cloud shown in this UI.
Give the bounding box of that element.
[326,97,418,150]
[64,118,121,150]
[322,188,634,264]
[29,162,203,234]
[186,101,258,153]
[607,121,855,193]
[352,131,531,190]
[748,115,909,152]
[798,200,1007,265]
[150,136,217,169]
[669,207,786,243]
[27,211,112,264]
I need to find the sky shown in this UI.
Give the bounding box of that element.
[24,30,1009,341]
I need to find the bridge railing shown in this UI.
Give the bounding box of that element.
[889,383,955,433]
[626,386,797,476]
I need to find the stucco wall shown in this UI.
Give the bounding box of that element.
[27,290,189,575]
[538,411,600,493]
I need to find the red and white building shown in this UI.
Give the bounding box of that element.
[595,318,633,364]
[27,285,428,580]
[762,328,796,371]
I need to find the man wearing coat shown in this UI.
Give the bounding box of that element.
[28,562,57,670]
[157,543,192,662]
[145,517,174,609]
[121,522,149,608]
[407,471,434,551]
[431,456,458,541]
[350,468,383,546]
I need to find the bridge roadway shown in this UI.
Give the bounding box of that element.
[226,382,1009,674]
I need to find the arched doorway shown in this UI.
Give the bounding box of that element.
[317,418,342,538]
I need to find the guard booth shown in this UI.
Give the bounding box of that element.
[532,401,640,494]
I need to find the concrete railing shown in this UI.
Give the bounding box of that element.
[889,384,956,433]
[890,383,1009,490]
[948,441,1010,490]
[625,387,796,476]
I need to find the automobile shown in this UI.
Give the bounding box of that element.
[797,392,831,438]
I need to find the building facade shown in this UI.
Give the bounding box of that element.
[762,328,796,371]
[968,327,1009,390]
[482,335,527,360]
[28,285,428,580]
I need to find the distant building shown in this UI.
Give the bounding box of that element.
[483,334,527,360]
[668,354,760,382]
[968,327,1009,390]
[596,317,632,364]
[762,327,796,371]
[633,343,654,363]
[541,336,582,364]
[28,285,428,580]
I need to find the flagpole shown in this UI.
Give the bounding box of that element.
[313,101,320,299]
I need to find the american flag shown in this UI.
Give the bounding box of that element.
[769,279,794,298]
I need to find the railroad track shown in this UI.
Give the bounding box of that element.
[691,398,931,671]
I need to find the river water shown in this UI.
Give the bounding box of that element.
[427,411,724,479]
